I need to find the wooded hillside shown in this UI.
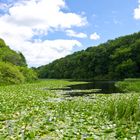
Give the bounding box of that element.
[37,32,140,80]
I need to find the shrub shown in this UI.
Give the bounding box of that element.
[0,62,25,85]
[18,67,38,82]
[0,38,6,48]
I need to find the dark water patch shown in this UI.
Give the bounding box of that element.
[68,81,122,94]
[44,81,123,97]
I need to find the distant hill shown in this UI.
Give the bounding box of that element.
[37,32,140,80]
[0,38,37,85]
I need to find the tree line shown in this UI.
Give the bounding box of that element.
[37,32,140,80]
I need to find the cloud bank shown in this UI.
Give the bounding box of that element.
[0,0,87,67]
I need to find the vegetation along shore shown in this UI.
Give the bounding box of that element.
[0,32,140,139]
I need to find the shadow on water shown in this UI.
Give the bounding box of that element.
[64,81,123,97]
[45,81,123,97]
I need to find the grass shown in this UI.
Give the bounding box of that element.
[0,79,140,139]
[115,78,140,92]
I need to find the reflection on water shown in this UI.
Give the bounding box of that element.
[69,81,121,93]
[63,81,123,97]
[45,81,123,97]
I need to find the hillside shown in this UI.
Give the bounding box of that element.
[0,38,37,85]
[37,32,140,80]
[0,38,26,66]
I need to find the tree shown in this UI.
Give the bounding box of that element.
[0,62,25,85]
[37,31,140,80]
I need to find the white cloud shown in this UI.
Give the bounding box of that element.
[18,39,82,67]
[2,0,87,31]
[66,30,87,38]
[0,0,87,67]
[134,0,140,20]
[90,32,100,40]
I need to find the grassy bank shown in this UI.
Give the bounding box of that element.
[116,78,140,92]
[0,79,139,139]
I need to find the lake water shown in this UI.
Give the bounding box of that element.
[62,81,123,97]
[68,81,121,93]
[46,81,123,97]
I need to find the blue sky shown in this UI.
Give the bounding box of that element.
[66,0,140,48]
[0,0,140,67]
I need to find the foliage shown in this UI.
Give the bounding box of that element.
[0,79,139,139]
[0,39,27,67]
[116,78,140,92]
[18,67,38,82]
[102,94,140,122]
[0,38,6,48]
[37,32,140,80]
[0,62,25,85]
[0,38,38,85]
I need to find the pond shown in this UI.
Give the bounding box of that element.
[46,81,123,97]
[69,81,121,93]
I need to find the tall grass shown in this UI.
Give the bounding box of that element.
[102,94,140,122]
[116,78,140,92]
[106,79,140,123]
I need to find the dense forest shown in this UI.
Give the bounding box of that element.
[0,38,37,85]
[37,32,140,80]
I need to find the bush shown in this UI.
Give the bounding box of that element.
[0,62,25,85]
[0,38,27,66]
[0,39,6,48]
[18,67,38,82]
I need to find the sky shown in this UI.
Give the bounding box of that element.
[0,0,140,67]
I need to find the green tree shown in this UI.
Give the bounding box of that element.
[37,31,140,80]
[18,67,37,82]
[0,62,25,85]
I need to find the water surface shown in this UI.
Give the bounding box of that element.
[46,81,123,97]
[68,81,121,93]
